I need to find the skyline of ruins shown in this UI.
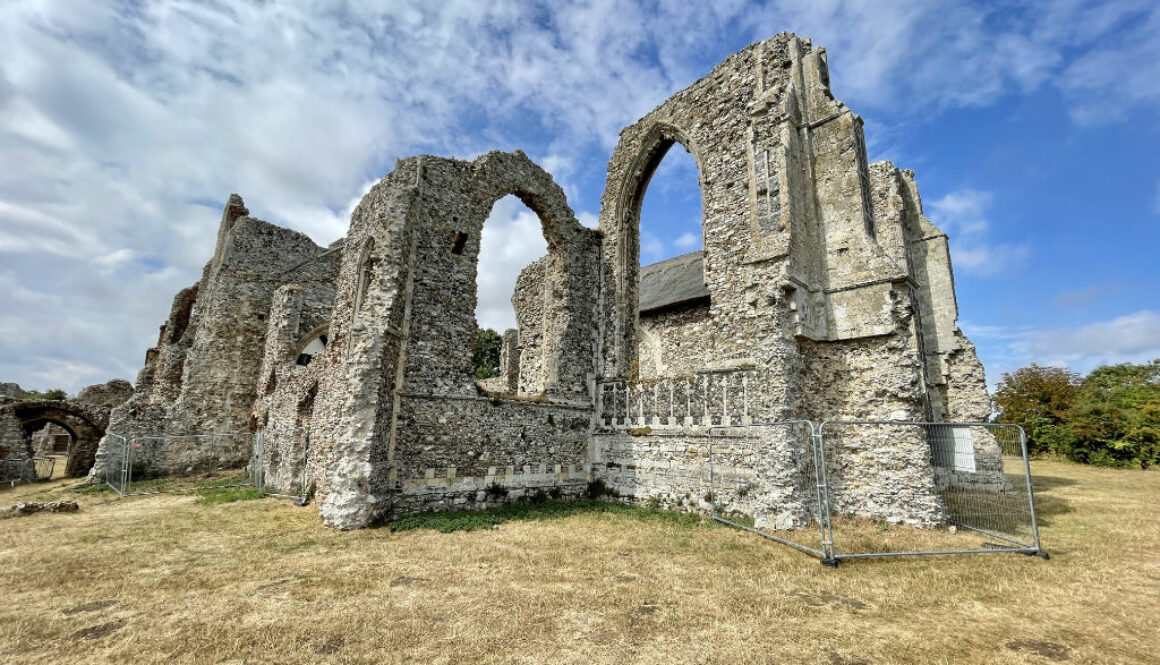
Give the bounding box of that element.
[1,1,1158,393]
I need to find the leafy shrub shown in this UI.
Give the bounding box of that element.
[472,328,502,379]
[584,479,615,499]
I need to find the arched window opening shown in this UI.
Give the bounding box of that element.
[638,144,704,267]
[630,135,712,380]
[295,330,328,367]
[636,142,709,317]
[474,195,548,392]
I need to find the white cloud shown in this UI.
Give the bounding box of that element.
[475,196,548,333]
[2,1,1159,391]
[751,0,1160,125]
[673,232,699,250]
[927,189,1029,277]
[640,229,666,264]
[964,310,1160,384]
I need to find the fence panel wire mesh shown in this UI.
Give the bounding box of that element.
[2,456,55,485]
[252,428,309,503]
[817,421,1043,562]
[104,432,254,496]
[708,421,831,560]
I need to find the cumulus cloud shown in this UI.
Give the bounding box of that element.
[475,196,549,333]
[927,189,1029,277]
[2,1,1159,391]
[674,233,700,250]
[754,0,1160,123]
[964,310,1160,384]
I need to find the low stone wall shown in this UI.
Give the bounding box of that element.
[386,392,592,519]
[591,425,819,530]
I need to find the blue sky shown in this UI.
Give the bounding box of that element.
[1,0,1157,393]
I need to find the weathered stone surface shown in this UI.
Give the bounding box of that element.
[76,379,134,411]
[0,399,111,479]
[95,32,1003,530]
[7,500,80,516]
[0,383,23,404]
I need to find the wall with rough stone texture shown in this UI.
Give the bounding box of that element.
[88,194,329,482]
[279,151,603,529]
[1,399,109,477]
[94,32,1003,532]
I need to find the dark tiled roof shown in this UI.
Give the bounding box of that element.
[639,251,709,313]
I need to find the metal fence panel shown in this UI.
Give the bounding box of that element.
[253,428,309,503]
[709,421,832,561]
[817,421,1043,561]
[104,432,254,496]
[2,457,54,486]
[104,433,128,494]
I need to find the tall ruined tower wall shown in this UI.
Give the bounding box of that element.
[92,32,997,531]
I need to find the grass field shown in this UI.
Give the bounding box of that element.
[1,459,1158,664]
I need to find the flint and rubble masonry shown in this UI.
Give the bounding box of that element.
[88,32,1000,530]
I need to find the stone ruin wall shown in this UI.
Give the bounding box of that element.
[88,195,333,482]
[89,32,1005,531]
[0,379,132,482]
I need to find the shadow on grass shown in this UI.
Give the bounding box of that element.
[386,499,711,534]
[1031,475,1078,491]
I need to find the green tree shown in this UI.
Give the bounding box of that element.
[1066,361,1160,468]
[21,388,68,401]
[994,364,1081,456]
[472,328,502,379]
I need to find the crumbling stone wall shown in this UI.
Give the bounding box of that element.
[88,195,331,482]
[0,383,24,405]
[267,151,602,528]
[0,399,109,477]
[31,423,70,456]
[0,379,130,481]
[589,33,1001,526]
[100,32,1003,531]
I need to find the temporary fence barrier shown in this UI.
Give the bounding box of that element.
[104,432,254,496]
[817,421,1043,562]
[2,456,55,486]
[711,420,1046,565]
[103,429,310,503]
[251,428,310,504]
[708,420,831,560]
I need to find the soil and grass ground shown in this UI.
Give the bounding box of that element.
[1,459,1157,664]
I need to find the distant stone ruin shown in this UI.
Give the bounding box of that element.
[0,379,133,482]
[87,33,1000,530]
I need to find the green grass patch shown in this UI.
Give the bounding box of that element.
[71,483,114,495]
[195,486,264,505]
[388,499,710,534]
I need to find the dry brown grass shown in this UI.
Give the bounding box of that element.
[1,460,1158,664]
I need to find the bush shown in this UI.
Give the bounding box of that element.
[997,360,1160,468]
[584,479,615,500]
[21,388,68,401]
[472,328,502,379]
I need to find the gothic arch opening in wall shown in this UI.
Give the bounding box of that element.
[399,152,598,403]
[615,124,712,380]
[473,195,548,394]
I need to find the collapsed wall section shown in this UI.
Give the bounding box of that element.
[89,195,329,482]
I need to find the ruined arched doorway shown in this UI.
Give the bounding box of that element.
[601,122,709,378]
[3,401,108,477]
